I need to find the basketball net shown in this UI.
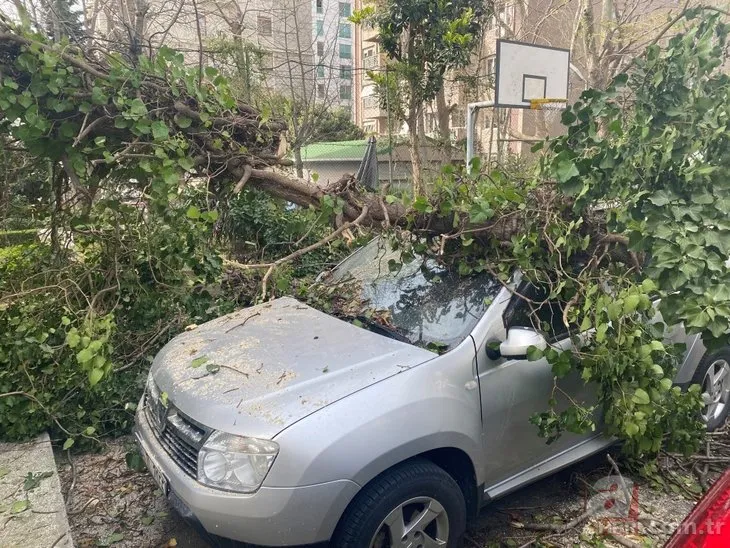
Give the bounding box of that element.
[529,97,568,126]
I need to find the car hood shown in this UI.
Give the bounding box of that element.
[151,296,436,439]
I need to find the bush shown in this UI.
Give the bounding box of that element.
[0,229,37,247]
[222,188,355,276]
[0,195,244,444]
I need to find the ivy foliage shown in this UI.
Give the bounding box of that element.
[0,22,279,443]
[393,12,730,458]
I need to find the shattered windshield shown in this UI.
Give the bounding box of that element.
[323,238,502,349]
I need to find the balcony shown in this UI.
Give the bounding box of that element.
[363,95,387,118]
[363,55,379,70]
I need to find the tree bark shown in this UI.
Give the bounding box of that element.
[293,146,304,179]
[436,88,451,145]
[408,105,424,197]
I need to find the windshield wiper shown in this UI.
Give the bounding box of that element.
[353,316,412,344]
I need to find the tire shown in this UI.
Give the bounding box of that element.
[691,349,730,431]
[332,459,466,548]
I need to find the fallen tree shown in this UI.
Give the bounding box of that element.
[2,8,730,459]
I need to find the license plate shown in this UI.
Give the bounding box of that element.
[140,443,169,496]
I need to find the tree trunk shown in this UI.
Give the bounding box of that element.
[294,146,304,179]
[436,88,451,145]
[408,108,424,197]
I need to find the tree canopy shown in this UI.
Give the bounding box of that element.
[2,8,730,460]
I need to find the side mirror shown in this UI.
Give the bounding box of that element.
[499,327,547,359]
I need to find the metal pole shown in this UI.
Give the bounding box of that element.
[466,101,494,174]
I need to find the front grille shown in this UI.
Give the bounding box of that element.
[144,387,210,479]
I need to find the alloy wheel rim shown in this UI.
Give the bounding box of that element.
[369,496,449,548]
[701,359,730,422]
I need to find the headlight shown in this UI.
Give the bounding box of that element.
[197,431,279,493]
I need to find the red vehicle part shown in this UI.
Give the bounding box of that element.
[665,469,730,547]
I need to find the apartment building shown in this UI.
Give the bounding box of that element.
[352,0,388,135]
[352,0,683,157]
[87,0,317,102]
[312,0,356,114]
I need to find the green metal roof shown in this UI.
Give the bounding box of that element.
[300,140,392,162]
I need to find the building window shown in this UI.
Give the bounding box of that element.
[340,84,352,100]
[340,64,352,79]
[339,23,351,39]
[316,20,324,36]
[363,46,377,69]
[257,16,272,37]
[486,55,496,77]
[451,108,465,128]
[498,6,514,36]
[486,55,496,90]
[317,64,325,78]
[317,42,324,56]
[339,2,351,17]
[260,52,274,71]
[317,83,325,98]
[339,43,352,59]
[316,0,323,14]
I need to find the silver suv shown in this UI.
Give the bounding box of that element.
[135,239,730,547]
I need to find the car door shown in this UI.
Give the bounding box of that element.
[472,284,599,489]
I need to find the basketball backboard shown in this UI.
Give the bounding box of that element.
[495,40,570,109]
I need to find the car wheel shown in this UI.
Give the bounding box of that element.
[333,459,466,548]
[692,350,730,431]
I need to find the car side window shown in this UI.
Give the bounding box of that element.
[503,284,572,342]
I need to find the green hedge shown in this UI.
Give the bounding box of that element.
[0,229,37,247]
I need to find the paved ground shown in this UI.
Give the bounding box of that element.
[56,430,729,548]
[0,433,74,548]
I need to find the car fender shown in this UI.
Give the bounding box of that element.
[266,338,484,490]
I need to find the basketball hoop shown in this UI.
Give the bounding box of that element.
[528,97,568,110]
[529,97,568,126]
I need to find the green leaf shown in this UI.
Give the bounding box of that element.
[62,438,75,450]
[650,340,664,352]
[623,294,640,315]
[190,356,208,368]
[66,330,81,348]
[151,121,169,140]
[89,368,104,386]
[76,348,94,364]
[125,450,146,472]
[555,159,580,183]
[23,471,52,491]
[632,388,650,405]
[128,98,147,117]
[186,205,201,219]
[526,345,544,361]
[648,190,676,206]
[607,301,622,321]
[624,422,640,436]
[175,115,192,128]
[10,500,29,514]
[178,157,194,171]
[98,532,125,546]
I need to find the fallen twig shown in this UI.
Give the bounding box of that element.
[521,505,598,532]
[224,312,261,333]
